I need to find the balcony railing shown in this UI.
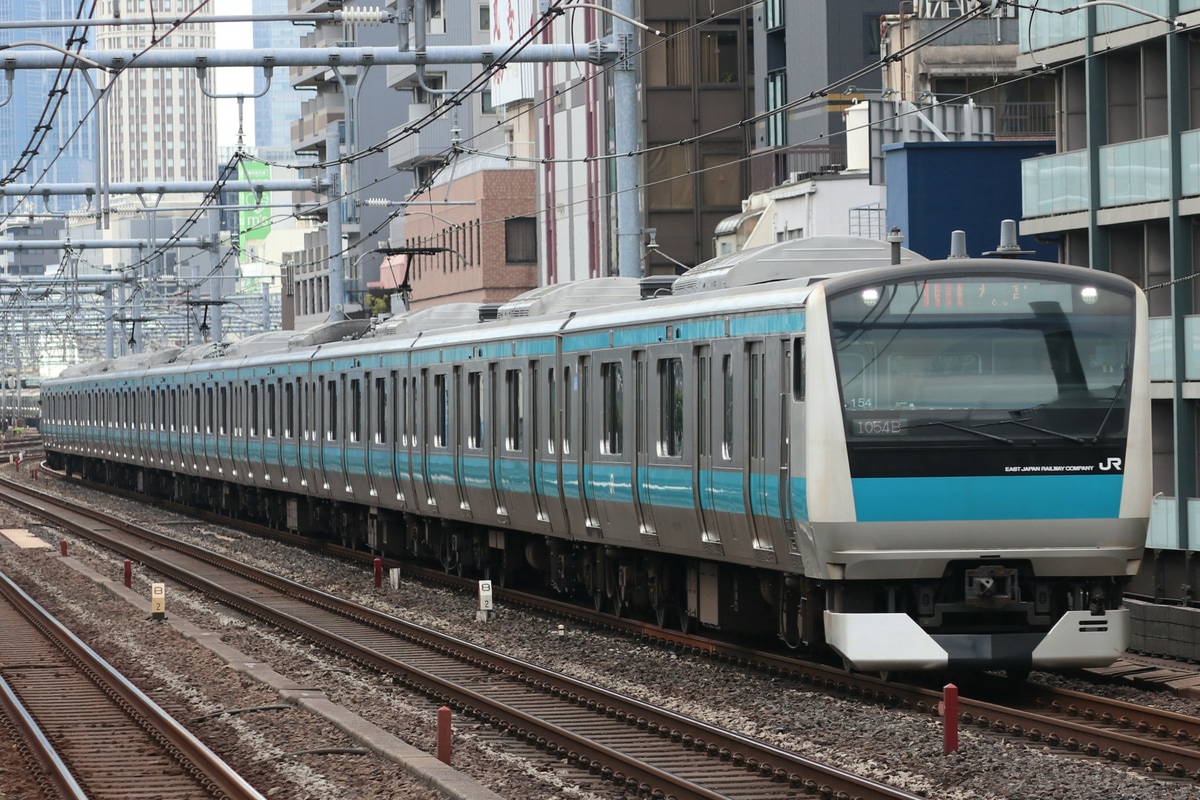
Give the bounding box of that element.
[749,144,847,194]
[1022,130,1200,218]
[1020,0,1178,52]
[995,101,1055,139]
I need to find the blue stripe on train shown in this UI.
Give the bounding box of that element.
[851,474,1124,521]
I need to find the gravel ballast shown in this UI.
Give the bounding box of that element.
[1,472,1199,800]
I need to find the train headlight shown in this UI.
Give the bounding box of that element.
[861,288,880,307]
[1080,286,1098,305]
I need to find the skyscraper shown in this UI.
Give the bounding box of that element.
[0,1,98,212]
[94,0,217,183]
[252,0,304,153]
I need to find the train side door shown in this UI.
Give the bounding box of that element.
[451,366,469,515]
[487,364,508,519]
[693,345,716,543]
[745,339,790,556]
[577,356,600,530]
[418,368,437,512]
[632,351,652,536]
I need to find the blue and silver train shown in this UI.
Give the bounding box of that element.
[40,236,1150,673]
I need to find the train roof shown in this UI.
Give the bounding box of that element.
[672,236,926,295]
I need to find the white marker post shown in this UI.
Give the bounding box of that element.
[476,580,493,623]
[150,583,166,621]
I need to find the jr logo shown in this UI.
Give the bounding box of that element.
[1099,457,1123,472]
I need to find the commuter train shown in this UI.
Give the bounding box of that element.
[40,236,1150,674]
[0,382,40,430]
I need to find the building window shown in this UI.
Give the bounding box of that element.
[766,71,787,147]
[505,217,537,263]
[699,25,739,84]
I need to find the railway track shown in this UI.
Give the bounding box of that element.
[0,570,265,800]
[18,468,1200,790]
[0,472,923,800]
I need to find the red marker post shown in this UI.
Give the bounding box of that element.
[437,705,452,764]
[374,557,383,588]
[942,683,959,754]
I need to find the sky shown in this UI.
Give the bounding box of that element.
[211,0,253,150]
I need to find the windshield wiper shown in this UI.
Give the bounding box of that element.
[981,417,1086,444]
[1091,377,1128,443]
[903,418,1014,445]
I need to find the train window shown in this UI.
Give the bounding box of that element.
[194,388,201,434]
[505,369,523,451]
[696,351,710,457]
[349,378,362,443]
[748,350,762,458]
[170,388,178,431]
[563,365,572,455]
[266,383,277,438]
[547,368,556,455]
[220,386,228,435]
[302,381,311,440]
[793,338,805,401]
[284,382,294,439]
[326,380,339,440]
[467,371,482,448]
[375,377,387,444]
[399,376,409,445]
[206,388,214,434]
[601,361,623,455]
[250,384,260,436]
[434,373,448,447]
[658,357,683,457]
[721,355,733,459]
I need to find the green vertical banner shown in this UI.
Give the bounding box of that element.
[238,160,272,241]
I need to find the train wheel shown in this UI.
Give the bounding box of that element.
[654,604,670,629]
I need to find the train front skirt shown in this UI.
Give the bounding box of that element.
[825,608,1130,672]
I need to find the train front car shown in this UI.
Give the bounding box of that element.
[802,261,1150,674]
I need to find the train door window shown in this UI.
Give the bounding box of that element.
[530,362,539,454]
[284,381,295,438]
[721,355,733,459]
[195,388,202,434]
[149,389,157,431]
[467,371,482,448]
[266,383,277,437]
[220,386,228,435]
[547,368,556,455]
[349,378,362,443]
[697,350,710,457]
[250,384,260,436]
[399,376,409,445]
[748,347,763,459]
[374,376,387,444]
[601,361,623,455]
[658,357,683,457]
[301,381,311,441]
[161,389,168,430]
[326,379,339,440]
[793,338,805,401]
[433,373,448,447]
[505,368,523,451]
[205,388,214,434]
[563,365,572,455]
[170,388,178,431]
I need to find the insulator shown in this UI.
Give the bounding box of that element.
[335,8,388,25]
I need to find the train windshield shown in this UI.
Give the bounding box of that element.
[826,275,1135,445]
